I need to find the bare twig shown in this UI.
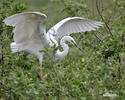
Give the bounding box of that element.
[117,54,122,98]
[0,35,4,67]
[96,0,113,37]
[100,0,104,13]
[60,0,66,6]
[108,1,117,28]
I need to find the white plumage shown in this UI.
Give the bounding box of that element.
[48,17,103,40]
[4,12,103,65]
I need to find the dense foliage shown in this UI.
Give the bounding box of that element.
[0,0,125,100]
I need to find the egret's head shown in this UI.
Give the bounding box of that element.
[61,36,84,53]
[61,36,76,44]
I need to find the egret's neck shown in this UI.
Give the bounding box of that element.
[60,42,69,56]
[55,37,69,59]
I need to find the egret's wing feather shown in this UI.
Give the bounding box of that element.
[4,12,47,44]
[48,17,103,39]
[24,33,45,63]
[4,12,47,63]
[13,21,37,44]
[10,33,45,64]
[4,12,47,26]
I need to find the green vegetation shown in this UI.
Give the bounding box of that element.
[0,0,125,99]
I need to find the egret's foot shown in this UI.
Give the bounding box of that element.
[40,70,47,80]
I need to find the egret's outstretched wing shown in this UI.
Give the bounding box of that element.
[4,12,47,63]
[4,12,47,44]
[48,17,103,39]
[4,12,47,26]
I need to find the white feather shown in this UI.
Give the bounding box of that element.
[4,12,47,64]
[47,17,104,40]
[3,12,47,26]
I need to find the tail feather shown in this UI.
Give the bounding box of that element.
[10,42,19,53]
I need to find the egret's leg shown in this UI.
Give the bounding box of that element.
[39,55,47,80]
[40,68,47,80]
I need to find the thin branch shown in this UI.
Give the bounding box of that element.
[96,0,113,37]
[61,0,66,6]
[108,1,117,27]
[117,53,122,98]
[0,34,4,67]
[100,0,104,13]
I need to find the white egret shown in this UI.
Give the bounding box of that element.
[4,12,103,79]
